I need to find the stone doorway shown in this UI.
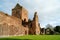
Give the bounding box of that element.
[25,31,27,35]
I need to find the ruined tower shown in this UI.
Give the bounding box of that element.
[12,3,28,22]
[32,12,40,35]
[0,1,41,36]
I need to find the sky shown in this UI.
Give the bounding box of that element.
[0,0,60,28]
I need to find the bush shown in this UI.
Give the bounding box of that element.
[54,32,60,35]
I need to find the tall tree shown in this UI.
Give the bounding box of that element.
[54,26,60,33]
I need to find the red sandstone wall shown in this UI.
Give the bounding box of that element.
[22,7,28,22]
[12,8,22,19]
[0,12,25,36]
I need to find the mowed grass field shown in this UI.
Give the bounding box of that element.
[0,35,60,40]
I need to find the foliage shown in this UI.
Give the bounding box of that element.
[54,32,60,35]
[54,26,60,33]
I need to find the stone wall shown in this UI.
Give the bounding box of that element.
[0,12,25,36]
[12,4,28,22]
[0,3,41,36]
[22,7,28,22]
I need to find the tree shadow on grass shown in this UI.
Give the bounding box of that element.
[0,38,32,40]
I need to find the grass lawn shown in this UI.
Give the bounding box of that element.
[0,35,60,40]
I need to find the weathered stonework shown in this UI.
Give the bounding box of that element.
[12,3,28,22]
[0,3,40,36]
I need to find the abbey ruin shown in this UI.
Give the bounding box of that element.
[0,3,40,36]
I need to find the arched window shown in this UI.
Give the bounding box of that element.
[24,18,26,22]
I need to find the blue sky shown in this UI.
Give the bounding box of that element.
[0,0,60,28]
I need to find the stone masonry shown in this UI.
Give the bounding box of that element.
[0,3,40,36]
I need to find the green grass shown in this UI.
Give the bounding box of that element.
[0,35,60,40]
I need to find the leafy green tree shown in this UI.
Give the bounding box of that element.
[54,26,60,33]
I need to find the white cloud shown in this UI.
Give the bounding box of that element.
[0,0,60,27]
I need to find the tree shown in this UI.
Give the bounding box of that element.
[45,24,54,35]
[46,24,54,31]
[54,26,60,33]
